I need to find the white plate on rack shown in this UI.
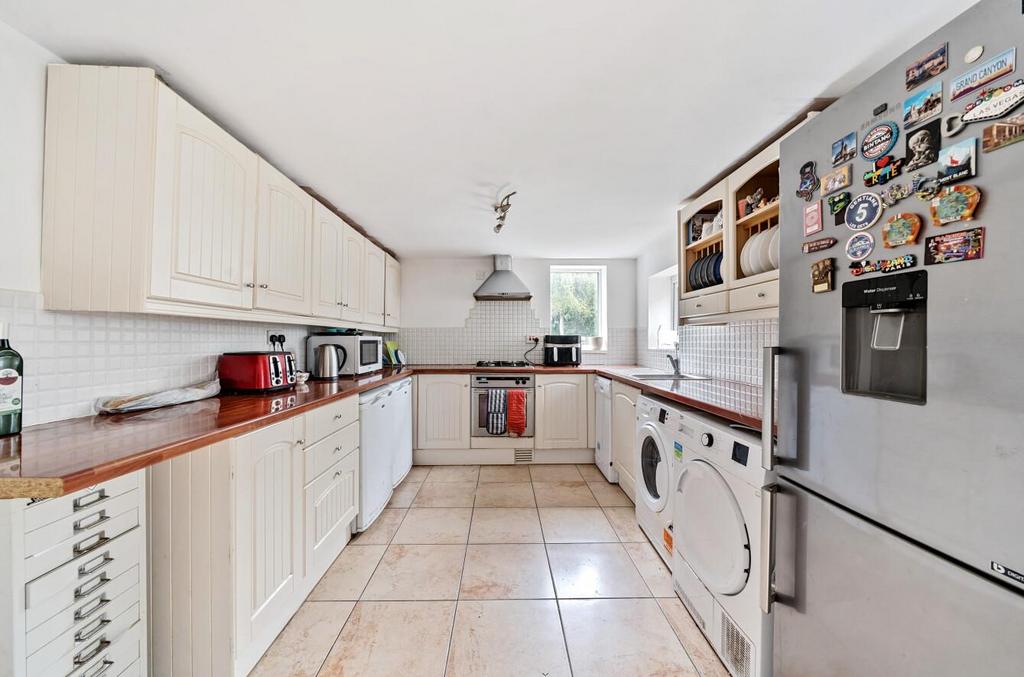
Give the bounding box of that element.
[768,226,780,270]
[756,229,773,273]
[740,231,757,276]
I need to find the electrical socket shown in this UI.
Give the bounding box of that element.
[525,335,540,344]
[266,331,286,347]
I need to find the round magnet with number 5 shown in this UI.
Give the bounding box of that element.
[845,192,884,231]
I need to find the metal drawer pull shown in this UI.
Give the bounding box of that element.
[334,471,342,479]
[333,413,345,420]
[84,659,115,677]
[73,532,110,558]
[75,574,111,600]
[333,446,341,455]
[757,291,767,298]
[74,511,110,533]
[73,489,107,512]
[75,616,111,643]
[75,595,111,622]
[73,638,111,667]
[79,552,113,577]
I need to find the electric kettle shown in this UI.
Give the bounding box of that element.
[313,344,346,380]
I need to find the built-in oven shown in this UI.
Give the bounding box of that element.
[471,373,535,438]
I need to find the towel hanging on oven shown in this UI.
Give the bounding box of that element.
[486,388,507,435]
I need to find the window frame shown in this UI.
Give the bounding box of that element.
[549,264,608,351]
[647,264,679,350]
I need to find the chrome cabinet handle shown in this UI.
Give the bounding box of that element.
[75,595,111,622]
[75,574,111,600]
[333,446,342,455]
[78,551,113,577]
[259,283,269,289]
[83,660,115,677]
[757,291,767,298]
[762,346,779,471]
[695,303,703,308]
[73,489,107,512]
[296,439,305,446]
[334,471,342,479]
[73,638,111,667]
[74,511,109,533]
[245,282,255,288]
[73,532,110,558]
[760,484,777,614]
[75,616,112,642]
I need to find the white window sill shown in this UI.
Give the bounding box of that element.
[583,349,607,355]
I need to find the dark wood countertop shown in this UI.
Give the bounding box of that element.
[0,364,764,499]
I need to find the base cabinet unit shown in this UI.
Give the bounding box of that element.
[611,382,641,501]
[535,374,589,450]
[0,472,148,677]
[416,375,471,450]
[148,401,360,677]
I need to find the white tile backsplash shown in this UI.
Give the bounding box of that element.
[636,319,779,385]
[0,288,394,426]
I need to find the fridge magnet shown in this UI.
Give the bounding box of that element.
[903,119,941,171]
[911,172,941,200]
[950,47,1016,101]
[960,79,1024,124]
[828,191,851,226]
[936,137,978,186]
[903,80,943,129]
[831,132,857,166]
[802,237,838,254]
[924,226,985,265]
[981,113,1024,152]
[795,161,820,201]
[942,114,966,138]
[906,43,948,91]
[811,258,835,293]
[846,232,875,261]
[845,192,883,230]
[881,213,922,248]
[861,122,899,160]
[964,45,984,64]
[880,183,912,208]
[849,254,918,277]
[929,185,981,226]
[863,155,904,187]
[803,200,823,236]
[821,164,852,195]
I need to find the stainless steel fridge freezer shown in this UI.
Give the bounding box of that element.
[770,0,1024,673]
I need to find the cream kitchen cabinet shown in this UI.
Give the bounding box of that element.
[384,253,402,327]
[341,224,366,323]
[311,202,345,319]
[535,374,589,449]
[364,241,387,326]
[416,375,471,450]
[611,381,641,501]
[255,159,313,315]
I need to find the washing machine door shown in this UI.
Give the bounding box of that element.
[636,423,669,513]
[674,458,750,595]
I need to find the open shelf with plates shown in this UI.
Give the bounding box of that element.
[731,144,781,291]
[679,180,729,302]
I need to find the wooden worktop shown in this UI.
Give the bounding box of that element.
[0,364,763,499]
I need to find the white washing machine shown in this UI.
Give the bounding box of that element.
[672,412,773,677]
[635,394,686,568]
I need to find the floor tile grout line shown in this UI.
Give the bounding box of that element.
[442,478,475,677]
[312,601,357,677]
[533,473,577,677]
[652,596,708,676]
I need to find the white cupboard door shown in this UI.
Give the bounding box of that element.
[151,83,258,308]
[233,417,303,667]
[303,451,359,587]
[384,254,401,327]
[416,375,470,449]
[341,223,365,323]
[535,374,589,449]
[611,382,641,501]
[311,203,344,319]
[364,241,386,326]
[255,158,313,314]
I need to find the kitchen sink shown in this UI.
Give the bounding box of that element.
[630,373,711,381]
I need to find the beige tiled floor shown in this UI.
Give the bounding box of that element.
[253,464,727,677]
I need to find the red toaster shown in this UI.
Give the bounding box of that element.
[218,351,297,393]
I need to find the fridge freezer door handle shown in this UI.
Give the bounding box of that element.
[762,346,780,471]
[760,484,777,614]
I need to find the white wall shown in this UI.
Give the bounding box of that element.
[0,20,61,292]
[635,227,677,329]
[400,256,636,330]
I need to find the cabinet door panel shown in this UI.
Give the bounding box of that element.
[255,159,312,314]
[311,203,343,319]
[611,383,640,501]
[341,224,365,323]
[304,451,358,586]
[536,375,588,449]
[364,241,386,325]
[152,84,257,308]
[384,254,401,327]
[416,375,470,449]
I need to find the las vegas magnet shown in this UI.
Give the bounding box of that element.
[845,192,883,230]
[960,79,1024,124]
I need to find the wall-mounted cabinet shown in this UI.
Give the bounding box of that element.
[41,64,398,331]
[385,253,401,327]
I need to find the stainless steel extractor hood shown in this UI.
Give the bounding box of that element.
[474,255,532,301]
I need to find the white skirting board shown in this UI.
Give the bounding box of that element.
[413,448,595,465]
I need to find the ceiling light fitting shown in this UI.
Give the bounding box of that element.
[493,191,517,233]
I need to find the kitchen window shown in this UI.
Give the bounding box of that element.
[550,265,607,351]
[647,264,679,349]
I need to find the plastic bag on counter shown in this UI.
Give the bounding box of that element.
[95,378,221,414]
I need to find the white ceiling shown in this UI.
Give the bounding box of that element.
[1,0,976,258]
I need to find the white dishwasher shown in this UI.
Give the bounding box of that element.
[392,377,414,487]
[358,379,411,530]
[594,376,617,483]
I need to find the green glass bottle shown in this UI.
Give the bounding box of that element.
[0,322,24,436]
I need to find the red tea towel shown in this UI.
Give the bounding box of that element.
[507,389,527,437]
